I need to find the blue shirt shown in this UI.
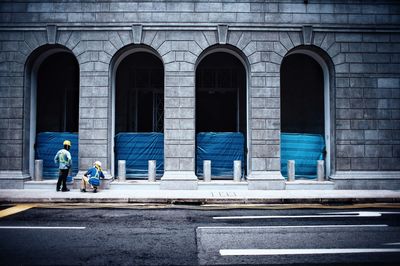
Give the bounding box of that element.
[84,167,105,179]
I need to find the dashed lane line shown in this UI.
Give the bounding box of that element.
[384,242,400,246]
[0,226,85,230]
[213,211,400,220]
[0,204,36,218]
[219,248,400,256]
[198,224,388,230]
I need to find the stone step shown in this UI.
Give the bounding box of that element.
[24,180,334,190]
[285,180,335,190]
[109,180,249,190]
[198,180,248,190]
[24,180,72,190]
[110,180,160,190]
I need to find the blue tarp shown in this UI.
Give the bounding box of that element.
[115,133,164,178]
[35,132,79,179]
[280,133,325,179]
[196,132,245,178]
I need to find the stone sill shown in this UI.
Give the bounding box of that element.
[331,171,400,180]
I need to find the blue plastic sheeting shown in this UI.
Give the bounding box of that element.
[35,132,79,179]
[115,133,164,178]
[196,132,245,178]
[281,133,325,179]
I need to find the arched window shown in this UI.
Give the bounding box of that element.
[24,46,79,178]
[36,52,79,133]
[115,52,164,133]
[112,48,164,179]
[281,53,324,134]
[280,48,333,178]
[196,50,247,178]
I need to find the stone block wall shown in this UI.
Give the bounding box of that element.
[0,0,399,185]
[334,33,400,171]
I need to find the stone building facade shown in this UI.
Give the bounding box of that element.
[0,0,399,189]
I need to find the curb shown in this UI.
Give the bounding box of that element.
[1,197,400,205]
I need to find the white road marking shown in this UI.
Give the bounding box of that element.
[219,248,400,256]
[326,211,400,215]
[0,226,86,230]
[213,211,396,220]
[198,224,387,230]
[384,242,400,246]
[321,211,400,217]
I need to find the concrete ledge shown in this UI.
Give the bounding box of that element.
[161,171,198,190]
[96,180,248,191]
[73,176,113,190]
[198,181,248,190]
[285,180,334,190]
[0,189,400,204]
[247,171,285,190]
[110,180,160,190]
[0,171,30,189]
[24,179,73,190]
[21,180,334,191]
[331,171,400,190]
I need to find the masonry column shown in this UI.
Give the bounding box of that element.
[161,54,198,190]
[247,74,285,190]
[78,55,111,181]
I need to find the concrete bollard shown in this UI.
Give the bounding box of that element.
[118,160,126,182]
[288,160,295,182]
[233,160,241,182]
[317,160,325,181]
[34,159,43,181]
[203,160,211,182]
[148,160,156,182]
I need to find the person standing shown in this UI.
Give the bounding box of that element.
[54,140,72,192]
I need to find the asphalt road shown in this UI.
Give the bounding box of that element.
[0,204,400,265]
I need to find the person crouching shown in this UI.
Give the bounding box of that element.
[81,161,105,193]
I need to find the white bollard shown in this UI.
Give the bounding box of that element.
[118,160,126,182]
[317,160,325,181]
[203,160,211,182]
[34,159,43,181]
[288,160,295,182]
[233,160,241,182]
[148,160,156,182]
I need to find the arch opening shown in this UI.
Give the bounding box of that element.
[281,54,324,134]
[280,47,333,179]
[36,52,79,133]
[24,46,79,179]
[112,49,164,179]
[115,52,164,133]
[196,51,247,179]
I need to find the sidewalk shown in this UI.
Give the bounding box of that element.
[1,189,400,204]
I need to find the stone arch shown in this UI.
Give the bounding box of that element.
[195,44,251,177]
[109,44,165,177]
[280,45,336,177]
[23,44,79,177]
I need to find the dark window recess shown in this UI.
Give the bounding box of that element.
[280,54,324,135]
[115,52,164,133]
[36,52,79,133]
[196,52,246,133]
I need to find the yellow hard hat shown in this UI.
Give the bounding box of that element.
[63,140,71,146]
